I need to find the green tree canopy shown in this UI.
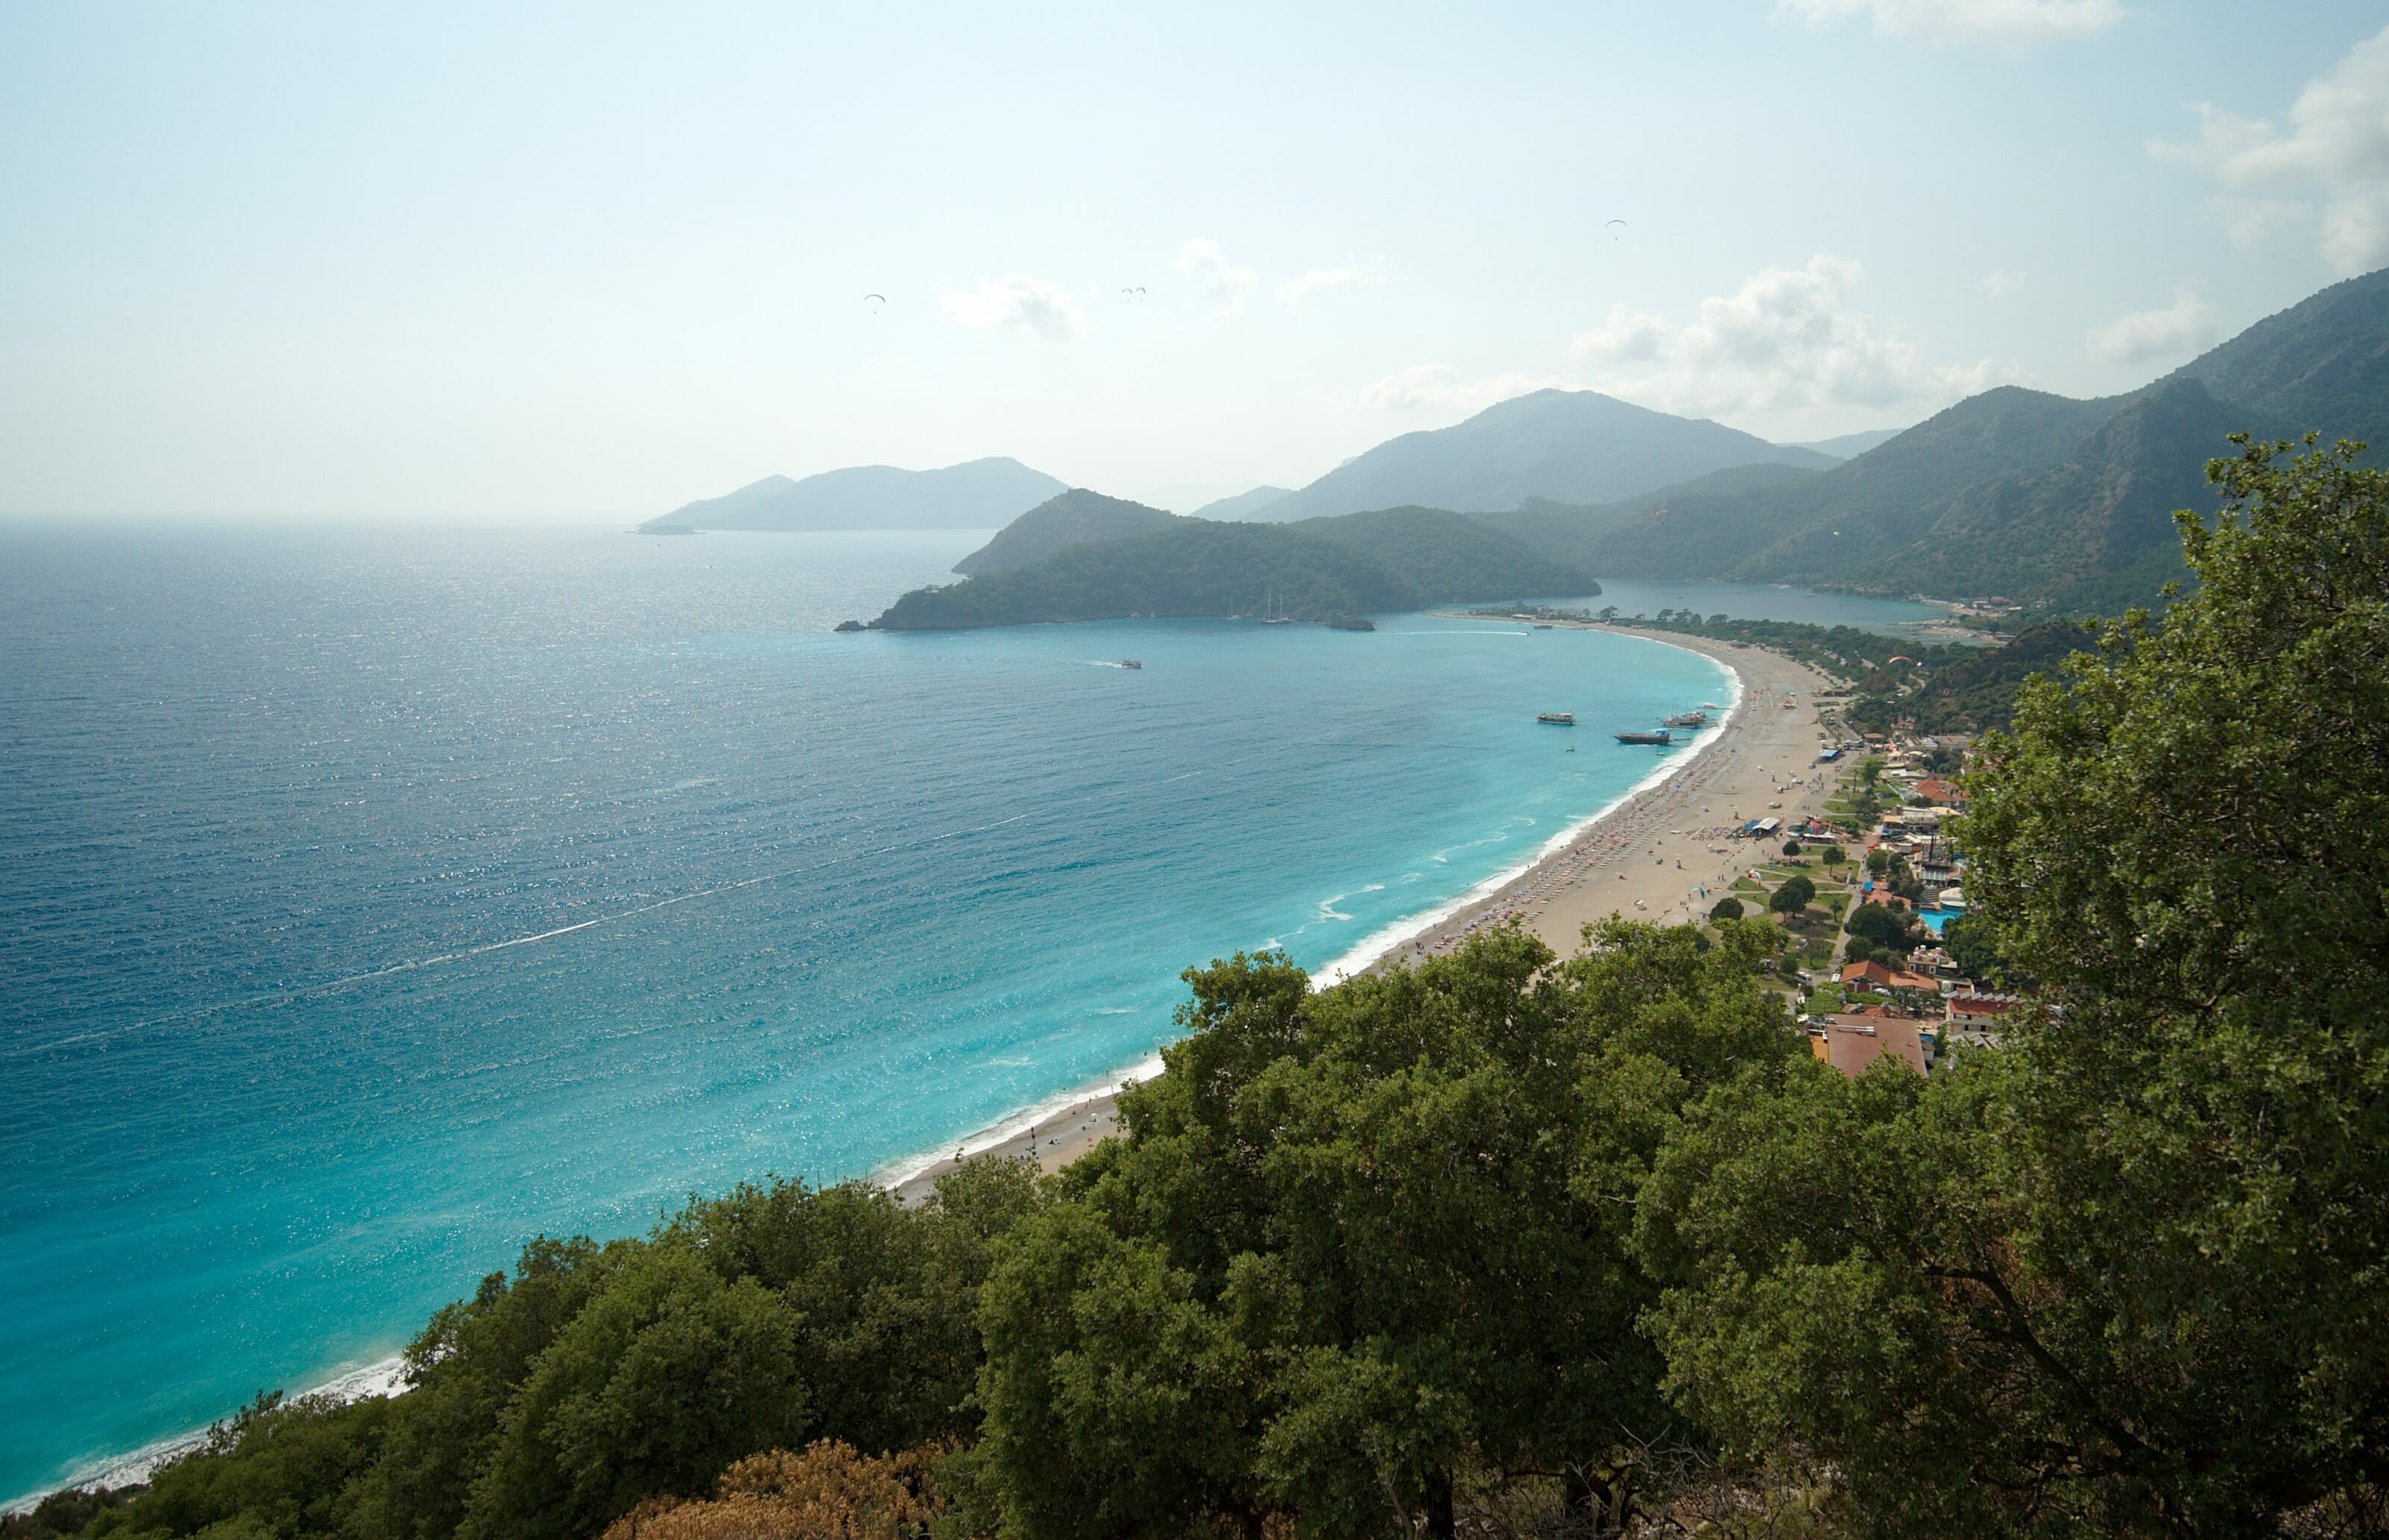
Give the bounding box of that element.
[1639,436,2389,1533]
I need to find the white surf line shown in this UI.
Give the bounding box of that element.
[1312,635,1744,986]
[7,813,1036,1062]
[9,1356,415,1515]
[879,631,1748,1189]
[870,1048,1168,1193]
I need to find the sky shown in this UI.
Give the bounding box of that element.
[3,0,2386,520]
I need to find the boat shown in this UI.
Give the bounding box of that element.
[1662,710,1708,728]
[1117,660,1143,670]
[1536,711,1575,725]
[1701,702,1723,709]
[1615,729,1673,745]
[1531,623,1553,630]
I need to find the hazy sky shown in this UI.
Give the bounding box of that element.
[4,1,2385,520]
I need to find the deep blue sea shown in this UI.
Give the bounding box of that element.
[0,526,1937,1502]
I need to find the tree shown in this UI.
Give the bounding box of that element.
[81,1391,390,1539]
[1639,436,2389,1531]
[1817,844,1844,867]
[1766,874,1814,914]
[1865,847,1890,876]
[458,1246,807,1540]
[598,1441,947,1540]
[977,923,1801,1539]
[1707,895,1745,922]
[1936,911,2024,988]
[1843,901,1915,955]
[1781,839,1802,858]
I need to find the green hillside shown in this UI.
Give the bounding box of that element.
[1292,505,1601,602]
[1468,272,2389,611]
[865,508,1592,630]
[950,490,1179,576]
[2167,266,2389,455]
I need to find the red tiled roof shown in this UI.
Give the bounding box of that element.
[1815,1015,1927,1078]
[1946,994,2019,1018]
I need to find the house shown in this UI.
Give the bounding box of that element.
[1840,959,1898,991]
[1839,959,1934,993]
[1913,776,1964,807]
[1810,1014,1928,1077]
[1907,945,1963,980]
[1944,993,2023,1047]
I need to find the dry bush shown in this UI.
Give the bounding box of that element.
[600,1440,947,1540]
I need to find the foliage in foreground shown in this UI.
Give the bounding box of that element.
[52,437,2389,1538]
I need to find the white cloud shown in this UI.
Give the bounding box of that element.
[1171,237,1258,315]
[1277,264,1386,313]
[937,274,1087,341]
[2152,25,2389,274]
[1778,0,2124,48]
[1358,364,1562,415]
[2086,290,2215,364]
[1982,267,2027,299]
[1572,305,1669,365]
[1569,255,1993,421]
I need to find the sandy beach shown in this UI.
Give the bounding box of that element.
[890,629,1841,1203]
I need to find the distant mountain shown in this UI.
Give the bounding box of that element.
[2166,266,2389,455]
[1252,390,1837,522]
[951,490,1179,576]
[1790,427,1908,460]
[863,506,1592,631]
[1189,486,1295,520]
[1474,372,2279,611]
[642,458,1067,533]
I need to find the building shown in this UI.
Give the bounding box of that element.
[1913,776,1964,807]
[1838,959,1935,993]
[1944,993,2023,1048]
[1810,1013,1928,1077]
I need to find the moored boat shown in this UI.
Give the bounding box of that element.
[1615,729,1672,745]
[1536,711,1575,725]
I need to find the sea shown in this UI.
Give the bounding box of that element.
[0,525,1943,1503]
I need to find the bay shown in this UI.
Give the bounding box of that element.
[0,526,1896,1502]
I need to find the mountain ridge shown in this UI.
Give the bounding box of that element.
[1249,389,1837,523]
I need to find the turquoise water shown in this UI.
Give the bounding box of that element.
[0,526,1739,1502]
[1551,578,1946,635]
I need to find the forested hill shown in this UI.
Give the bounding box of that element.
[864,507,1592,630]
[1485,378,2284,611]
[1460,268,2389,612]
[2166,265,2389,455]
[950,490,1178,576]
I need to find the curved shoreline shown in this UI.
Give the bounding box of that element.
[27,628,1835,1506]
[886,623,1840,1204]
